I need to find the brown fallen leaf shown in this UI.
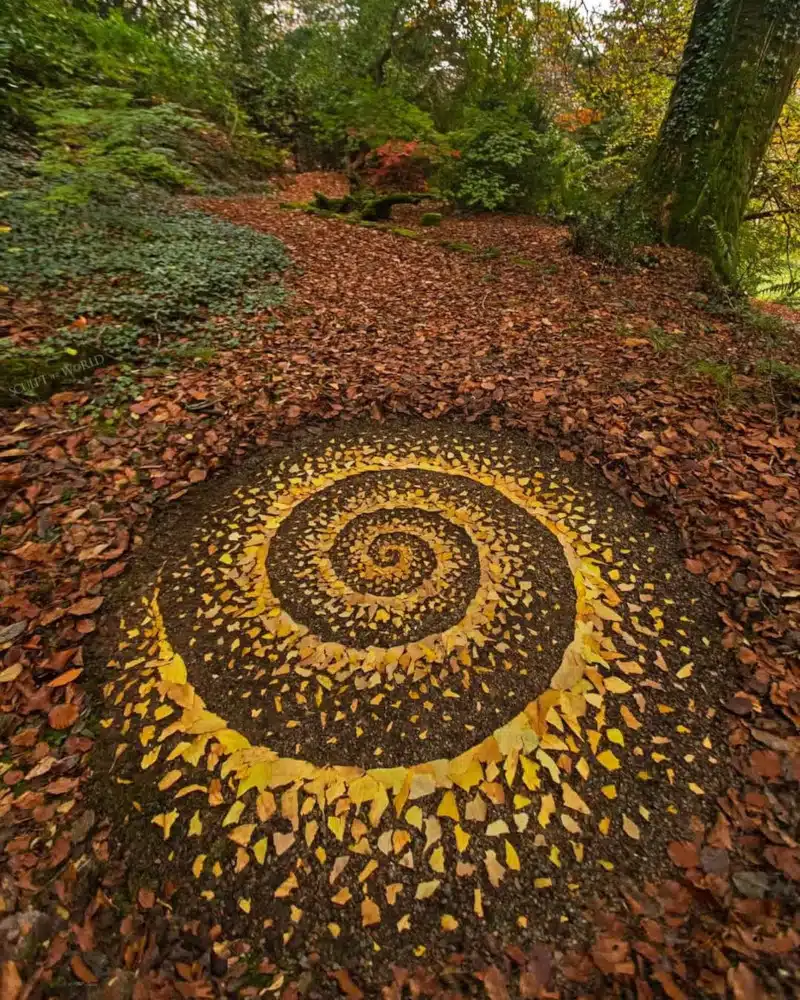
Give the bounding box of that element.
[667,840,700,869]
[70,954,98,984]
[330,968,364,999]
[67,596,104,616]
[48,703,79,730]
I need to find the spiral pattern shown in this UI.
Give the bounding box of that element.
[98,422,723,953]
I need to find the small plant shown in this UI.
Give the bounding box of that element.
[570,206,655,269]
[692,359,735,391]
[644,326,680,352]
[420,212,442,227]
[440,240,477,254]
[1,201,288,404]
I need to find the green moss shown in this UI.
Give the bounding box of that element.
[391,227,420,238]
[420,212,442,226]
[440,239,477,254]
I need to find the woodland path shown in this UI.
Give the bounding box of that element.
[0,174,798,998]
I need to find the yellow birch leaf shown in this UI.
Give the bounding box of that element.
[253,837,268,864]
[158,769,182,791]
[152,810,178,840]
[538,794,555,828]
[229,824,256,847]
[274,872,299,898]
[361,898,380,927]
[596,750,621,771]
[562,782,591,814]
[622,815,641,840]
[505,841,520,871]
[415,879,440,900]
[437,791,459,822]
[222,800,245,826]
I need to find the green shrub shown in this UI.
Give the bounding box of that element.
[441,109,588,214]
[420,212,442,226]
[570,206,656,268]
[0,0,237,126]
[1,201,288,403]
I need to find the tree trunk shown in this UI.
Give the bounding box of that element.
[643,0,800,277]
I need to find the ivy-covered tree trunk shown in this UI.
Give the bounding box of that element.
[644,0,800,277]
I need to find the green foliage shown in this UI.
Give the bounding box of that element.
[0,0,238,125]
[1,202,287,403]
[313,80,441,154]
[570,205,656,269]
[4,202,287,327]
[442,109,588,214]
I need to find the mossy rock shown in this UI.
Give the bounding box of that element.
[420,212,442,227]
[391,227,420,239]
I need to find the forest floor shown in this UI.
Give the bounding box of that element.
[0,173,798,999]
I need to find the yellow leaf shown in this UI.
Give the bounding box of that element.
[538,793,555,828]
[157,769,182,791]
[188,811,202,837]
[229,823,256,847]
[429,845,445,873]
[437,791,459,822]
[454,824,470,853]
[415,879,440,900]
[253,837,268,864]
[327,814,346,841]
[534,877,552,889]
[562,782,591,814]
[606,728,625,746]
[441,914,459,931]
[405,805,423,829]
[622,815,640,840]
[605,677,632,694]
[275,872,299,898]
[504,841,520,871]
[361,898,380,927]
[222,800,245,826]
[152,810,178,840]
[596,750,621,771]
[192,854,206,877]
[331,887,352,906]
[238,897,251,914]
